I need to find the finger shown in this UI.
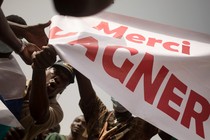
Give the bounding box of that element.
[42,46,57,62]
[32,51,50,69]
[43,45,57,57]
[27,43,42,57]
[31,51,39,60]
[32,51,43,68]
[41,50,57,66]
[25,42,41,52]
[33,50,55,69]
[40,20,51,28]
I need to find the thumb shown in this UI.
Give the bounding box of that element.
[40,20,51,28]
[27,43,41,52]
[46,44,57,56]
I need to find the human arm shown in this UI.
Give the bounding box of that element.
[8,20,51,48]
[75,69,108,126]
[74,69,97,101]
[8,20,51,64]
[29,45,57,124]
[0,7,40,64]
[0,8,23,53]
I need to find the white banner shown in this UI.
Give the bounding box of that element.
[49,12,210,140]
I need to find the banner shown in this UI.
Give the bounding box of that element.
[49,12,210,140]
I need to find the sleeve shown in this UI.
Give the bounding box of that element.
[20,102,64,140]
[45,103,64,128]
[79,95,108,123]
[79,95,109,137]
[33,102,63,134]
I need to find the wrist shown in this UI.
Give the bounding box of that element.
[15,39,26,54]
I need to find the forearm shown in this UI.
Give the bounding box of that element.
[0,8,23,53]
[8,21,27,39]
[75,70,96,101]
[29,69,49,123]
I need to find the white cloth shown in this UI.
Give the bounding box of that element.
[49,14,210,140]
[0,55,26,100]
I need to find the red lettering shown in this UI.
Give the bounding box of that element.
[126,34,145,44]
[181,90,210,138]
[49,26,77,39]
[102,46,138,83]
[126,53,169,104]
[157,74,187,120]
[94,21,128,39]
[182,41,190,55]
[147,38,162,47]
[163,42,179,53]
[68,37,99,61]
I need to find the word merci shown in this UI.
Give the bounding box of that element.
[50,21,209,138]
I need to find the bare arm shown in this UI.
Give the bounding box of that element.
[75,69,109,129]
[0,8,23,53]
[8,20,51,48]
[29,45,57,124]
[74,69,96,101]
[0,7,41,64]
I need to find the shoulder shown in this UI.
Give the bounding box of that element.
[48,101,64,123]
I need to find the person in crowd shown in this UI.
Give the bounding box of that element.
[74,69,158,140]
[45,115,88,140]
[4,45,75,140]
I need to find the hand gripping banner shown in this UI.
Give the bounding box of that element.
[48,12,210,140]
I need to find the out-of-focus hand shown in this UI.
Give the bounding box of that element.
[31,45,57,70]
[53,0,114,17]
[3,127,25,140]
[23,21,51,48]
[19,41,41,65]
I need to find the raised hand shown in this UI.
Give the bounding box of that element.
[18,41,41,65]
[31,45,57,70]
[23,21,51,48]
